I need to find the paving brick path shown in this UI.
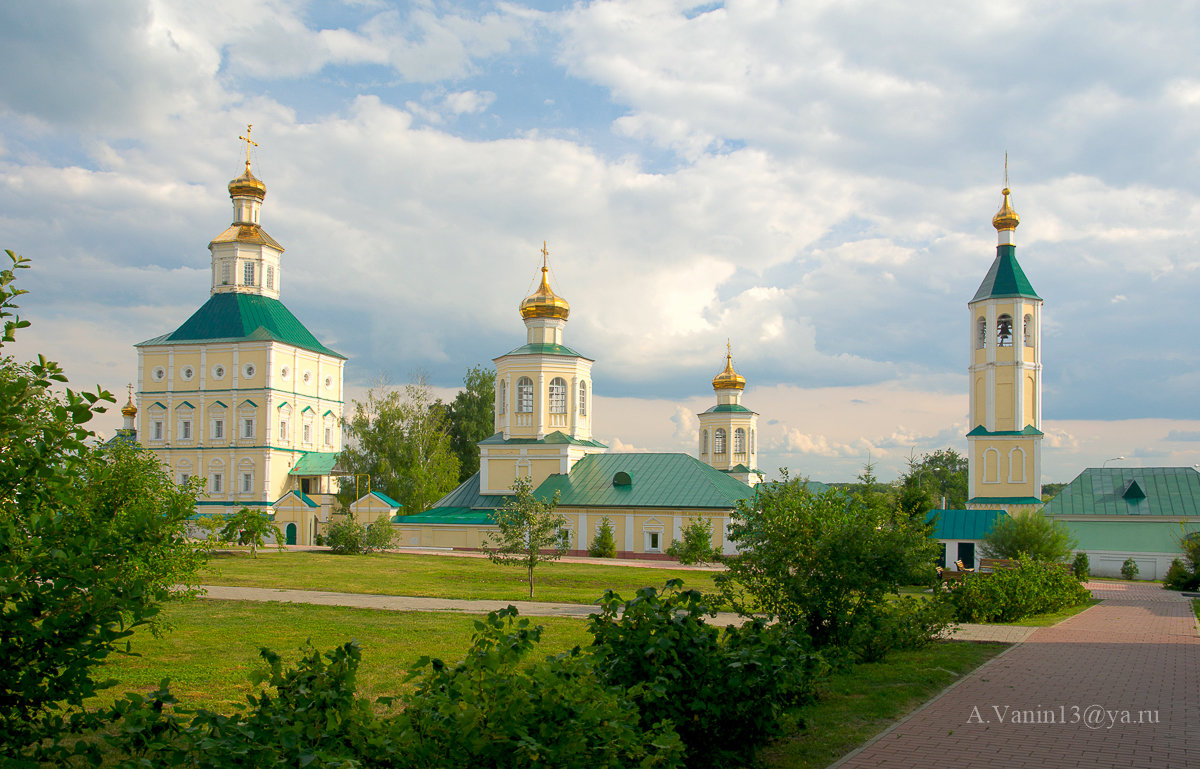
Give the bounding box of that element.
[834,581,1199,768]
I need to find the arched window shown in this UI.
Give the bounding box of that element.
[278,404,292,442]
[549,377,567,414]
[976,317,987,349]
[996,314,1014,347]
[750,429,755,454]
[498,379,507,415]
[701,429,708,455]
[1008,447,1026,483]
[982,448,999,484]
[1023,314,1034,348]
[734,428,746,454]
[516,377,533,413]
[714,428,727,454]
[579,381,587,416]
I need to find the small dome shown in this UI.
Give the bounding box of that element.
[519,254,570,321]
[992,187,1019,231]
[228,162,267,199]
[121,399,137,418]
[712,350,746,391]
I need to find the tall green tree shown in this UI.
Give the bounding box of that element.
[0,251,206,763]
[337,375,460,514]
[444,365,496,482]
[484,478,568,598]
[981,513,1076,562]
[899,447,969,513]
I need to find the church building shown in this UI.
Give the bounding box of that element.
[134,130,346,544]
[698,344,760,485]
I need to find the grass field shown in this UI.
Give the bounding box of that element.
[199,550,722,604]
[93,599,591,712]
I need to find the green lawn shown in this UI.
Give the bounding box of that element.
[93,599,591,712]
[199,550,722,604]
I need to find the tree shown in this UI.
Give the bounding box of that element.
[981,512,1076,562]
[588,516,617,558]
[484,478,568,598]
[899,448,969,512]
[0,251,206,762]
[444,365,496,482]
[665,517,721,565]
[718,472,940,651]
[325,514,396,555]
[219,507,281,557]
[337,375,460,514]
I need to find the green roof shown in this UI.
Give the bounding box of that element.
[426,472,509,513]
[972,245,1040,302]
[289,452,340,476]
[275,489,318,508]
[926,508,1007,540]
[477,431,607,448]
[497,342,591,360]
[366,491,402,508]
[967,497,1044,505]
[535,453,754,509]
[966,425,1044,437]
[701,404,755,414]
[1042,467,1200,517]
[396,508,496,525]
[137,293,345,359]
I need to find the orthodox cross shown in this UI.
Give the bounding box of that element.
[239,124,258,171]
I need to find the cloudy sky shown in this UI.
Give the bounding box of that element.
[2,0,1198,483]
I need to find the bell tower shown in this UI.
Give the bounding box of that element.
[966,180,1044,515]
[697,342,759,485]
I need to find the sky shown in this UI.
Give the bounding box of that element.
[2,0,1198,483]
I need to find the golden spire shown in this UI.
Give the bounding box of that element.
[229,123,266,199]
[121,383,137,417]
[712,340,747,391]
[520,241,570,320]
[992,155,1019,231]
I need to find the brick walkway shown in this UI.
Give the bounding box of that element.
[834,581,1200,768]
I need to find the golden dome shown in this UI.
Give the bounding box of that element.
[712,346,746,391]
[228,161,267,199]
[121,385,137,417]
[519,244,570,321]
[992,187,1019,231]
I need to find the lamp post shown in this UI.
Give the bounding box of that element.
[1102,456,1126,467]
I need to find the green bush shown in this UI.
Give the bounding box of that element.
[588,515,618,558]
[665,517,721,565]
[1121,557,1139,580]
[1163,558,1200,591]
[982,513,1075,562]
[325,515,396,554]
[947,556,1092,623]
[588,580,825,769]
[850,595,955,663]
[1072,551,1090,580]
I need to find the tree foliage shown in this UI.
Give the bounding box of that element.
[325,514,396,555]
[218,507,280,557]
[898,447,969,516]
[484,477,568,598]
[337,375,460,514]
[443,365,495,482]
[718,472,941,654]
[0,250,206,763]
[665,517,721,565]
[587,515,617,558]
[981,512,1076,562]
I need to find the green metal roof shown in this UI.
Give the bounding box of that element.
[1042,467,1200,517]
[137,293,345,359]
[971,245,1040,302]
[395,508,496,525]
[701,404,756,414]
[477,431,607,448]
[496,342,592,360]
[535,453,754,509]
[966,425,1044,437]
[365,491,402,508]
[289,452,340,476]
[967,496,1044,505]
[926,508,1007,540]
[426,472,509,513]
[275,489,318,508]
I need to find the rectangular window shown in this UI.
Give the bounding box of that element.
[243,262,255,286]
[180,420,192,440]
[152,420,164,440]
[243,418,255,439]
[324,426,332,446]
[279,420,288,441]
[303,423,312,444]
[221,261,231,285]
[212,419,224,440]
[242,472,253,493]
[646,531,661,552]
[266,265,275,289]
[211,473,223,493]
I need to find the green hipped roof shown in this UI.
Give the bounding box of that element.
[289,452,340,476]
[971,245,1040,302]
[426,472,509,513]
[396,508,496,525]
[926,508,1007,541]
[967,497,1044,505]
[477,431,607,448]
[535,453,755,509]
[137,293,345,359]
[1042,467,1200,517]
[496,342,592,360]
[701,404,756,414]
[966,425,1044,437]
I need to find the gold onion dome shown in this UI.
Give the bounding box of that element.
[712,350,746,391]
[992,187,1019,231]
[519,246,570,320]
[120,385,137,417]
[228,161,266,199]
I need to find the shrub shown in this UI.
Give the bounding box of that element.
[325,515,395,554]
[665,517,721,564]
[1163,558,1200,591]
[947,556,1092,623]
[588,515,618,558]
[982,512,1076,562]
[1121,557,1139,580]
[1072,551,1090,580]
[588,580,825,769]
[850,595,955,663]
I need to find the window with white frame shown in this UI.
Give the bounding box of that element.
[549,377,567,414]
[278,405,292,442]
[1023,314,1034,348]
[750,429,755,454]
[266,265,275,289]
[701,429,708,455]
[645,530,662,552]
[579,381,587,416]
[179,416,192,441]
[713,428,726,454]
[734,428,746,454]
[516,377,533,413]
[211,416,224,440]
[243,261,255,286]
[152,419,164,441]
[302,421,312,445]
[324,415,335,447]
[241,471,254,493]
[976,316,987,349]
[498,379,506,415]
[221,261,232,285]
[211,473,223,493]
[243,417,255,439]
